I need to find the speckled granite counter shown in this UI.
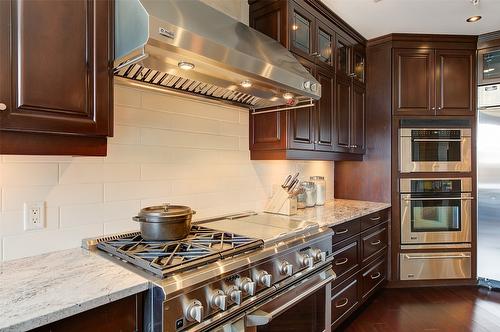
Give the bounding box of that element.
[0,248,149,332]
[295,199,391,227]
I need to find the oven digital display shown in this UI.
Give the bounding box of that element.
[410,180,461,193]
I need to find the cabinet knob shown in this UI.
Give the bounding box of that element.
[348,73,357,78]
[431,107,436,111]
[311,52,320,57]
[0,103,6,111]
[437,106,443,110]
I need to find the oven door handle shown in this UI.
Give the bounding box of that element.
[412,138,463,142]
[402,197,474,201]
[404,253,471,260]
[245,268,335,327]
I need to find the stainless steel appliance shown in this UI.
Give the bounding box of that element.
[478,84,500,288]
[114,0,321,110]
[400,178,473,245]
[399,252,472,280]
[84,213,334,332]
[399,128,471,173]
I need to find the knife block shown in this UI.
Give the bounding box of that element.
[264,185,298,216]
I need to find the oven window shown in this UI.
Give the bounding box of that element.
[411,140,461,162]
[411,199,461,232]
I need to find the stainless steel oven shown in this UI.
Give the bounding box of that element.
[400,178,473,244]
[399,128,471,173]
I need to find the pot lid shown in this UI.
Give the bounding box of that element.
[139,204,193,218]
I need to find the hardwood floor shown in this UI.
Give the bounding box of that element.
[340,287,500,332]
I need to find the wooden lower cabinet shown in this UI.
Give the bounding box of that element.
[330,208,390,331]
[30,293,144,332]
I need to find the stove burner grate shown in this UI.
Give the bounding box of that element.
[97,225,263,278]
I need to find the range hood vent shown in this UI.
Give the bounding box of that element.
[114,0,321,110]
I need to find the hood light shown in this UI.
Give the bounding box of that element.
[178,61,195,70]
[283,92,294,100]
[466,15,482,22]
[241,80,252,88]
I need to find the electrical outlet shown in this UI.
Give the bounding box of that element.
[24,201,45,231]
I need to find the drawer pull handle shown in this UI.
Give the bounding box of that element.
[336,228,349,235]
[370,272,382,280]
[370,240,382,246]
[369,216,381,221]
[335,298,349,308]
[334,258,349,266]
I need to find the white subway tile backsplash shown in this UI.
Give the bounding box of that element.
[2,184,103,211]
[2,223,103,261]
[0,85,334,261]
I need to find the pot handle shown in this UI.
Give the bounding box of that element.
[192,210,197,215]
[132,216,142,222]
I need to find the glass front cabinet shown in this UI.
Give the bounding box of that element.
[479,46,500,85]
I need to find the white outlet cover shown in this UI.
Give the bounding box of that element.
[23,201,45,231]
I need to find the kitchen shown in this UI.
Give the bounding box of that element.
[0,0,499,331]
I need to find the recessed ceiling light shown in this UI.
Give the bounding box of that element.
[466,15,482,22]
[283,92,294,100]
[241,80,252,88]
[178,61,195,70]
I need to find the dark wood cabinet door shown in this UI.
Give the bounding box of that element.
[393,48,435,115]
[350,82,365,154]
[249,0,288,47]
[435,49,475,115]
[288,56,315,150]
[334,75,351,153]
[314,67,334,151]
[289,1,316,62]
[336,34,352,80]
[0,0,112,136]
[315,19,335,70]
[352,47,365,84]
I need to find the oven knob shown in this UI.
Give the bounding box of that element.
[311,249,327,262]
[300,253,314,268]
[226,285,243,305]
[257,271,273,287]
[279,261,294,276]
[185,300,204,323]
[210,290,228,311]
[239,277,256,296]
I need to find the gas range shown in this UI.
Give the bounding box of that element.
[83,212,334,332]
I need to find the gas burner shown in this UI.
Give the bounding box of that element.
[96,225,264,278]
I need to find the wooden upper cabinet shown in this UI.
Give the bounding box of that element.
[315,19,335,70]
[0,0,113,155]
[288,56,315,150]
[393,48,435,115]
[289,1,315,61]
[315,67,334,151]
[351,82,366,154]
[249,0,288,47]
[435,49,475,115]
[353,48,366,84]
[335,75,351,153]
[336,35,352,79]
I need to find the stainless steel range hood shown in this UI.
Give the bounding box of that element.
[114,0,321,110]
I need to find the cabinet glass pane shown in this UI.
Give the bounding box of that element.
[337,40,349,74]
[354,53,365,82]
[318,29,332,64]
[292,12,310,54]
[483,50,500,80]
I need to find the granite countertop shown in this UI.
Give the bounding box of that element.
[0,248,149,332]
[295,199,391,227]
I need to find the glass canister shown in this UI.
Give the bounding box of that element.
[300,181,317,207]
[310,176,326,205]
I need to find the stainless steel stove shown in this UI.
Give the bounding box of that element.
[84,212,334,332]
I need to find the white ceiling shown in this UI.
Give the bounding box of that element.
[322,0,500,40]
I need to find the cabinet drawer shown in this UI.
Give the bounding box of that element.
[361,258,386,300]
[331,276,359,327]
[332,239,359,283]
[360,208,390,231]
[331,219,361,244]
[361,223,388,263]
